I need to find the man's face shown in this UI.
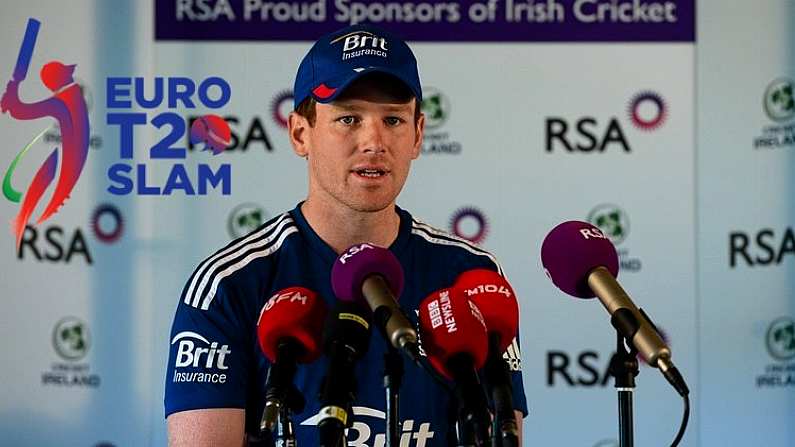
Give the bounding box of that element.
[290,79,425,213]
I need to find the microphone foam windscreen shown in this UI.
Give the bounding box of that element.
[331,243,404,303]
[418,288,488,380]
[455,269,518,353]
[323,301,373,359]
[257,286,328,363]
[540,220,619,298]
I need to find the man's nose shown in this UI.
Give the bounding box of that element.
[359,119,386,154]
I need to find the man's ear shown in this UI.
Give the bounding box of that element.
[412,109,425,160]
[288,111,310,158]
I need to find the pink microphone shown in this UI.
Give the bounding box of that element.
[331,243,418,358]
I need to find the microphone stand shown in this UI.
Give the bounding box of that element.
[384,345,403,447]
[445,389,476,447]
[275,403,297,447]
[608,309,640,447]
[454,409,477,447]
[260,342,304,447]
[275,385,305,447]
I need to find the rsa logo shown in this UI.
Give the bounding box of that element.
[546,117,631,153]
[17,204,124,265]
[18,225,92,264]
[545,91,667,153]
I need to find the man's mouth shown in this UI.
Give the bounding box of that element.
[353,168,388,178]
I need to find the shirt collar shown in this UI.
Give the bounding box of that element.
[289,201,412,265]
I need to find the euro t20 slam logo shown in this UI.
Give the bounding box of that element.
[105,77,232,195]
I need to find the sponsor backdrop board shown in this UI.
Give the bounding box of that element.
[0,1,790,446]
[697,1,795,446]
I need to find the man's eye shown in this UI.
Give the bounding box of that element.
[385,117,403,126]
[338,116,357,125]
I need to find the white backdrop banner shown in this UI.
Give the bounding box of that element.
[0,1,791,447]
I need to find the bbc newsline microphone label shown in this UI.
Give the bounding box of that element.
[155,0,695,42]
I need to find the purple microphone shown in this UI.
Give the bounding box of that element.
[540,221,689,396]
[540,220,619,298]
[331,243,418,358]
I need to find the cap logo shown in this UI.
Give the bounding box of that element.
[294,26,420,109]
[312,83,337,99]
[335,31,388,61]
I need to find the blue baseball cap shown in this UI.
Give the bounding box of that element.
[293,24,422,110]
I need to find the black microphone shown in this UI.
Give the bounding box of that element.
[317,301,373,447]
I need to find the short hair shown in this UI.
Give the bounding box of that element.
[294,72,421,127]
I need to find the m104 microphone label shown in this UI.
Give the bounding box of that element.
[462,283,512,298]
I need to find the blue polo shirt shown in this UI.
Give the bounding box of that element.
[165,203,527,446]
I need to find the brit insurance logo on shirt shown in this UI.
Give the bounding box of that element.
[301,406,435,447]
[170,331,232,385]
[41,317,100,388]
[754,77,795,150]
[545,90,668,154]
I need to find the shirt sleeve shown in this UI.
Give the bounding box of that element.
[164,278,254,418]
[504,333,528,417]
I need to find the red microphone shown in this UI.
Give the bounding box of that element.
[418,288,490,445]
[455,269,520,447]
[456,269,518,352]
[257,286,328,434]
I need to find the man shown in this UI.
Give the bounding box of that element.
[165,24,527,446]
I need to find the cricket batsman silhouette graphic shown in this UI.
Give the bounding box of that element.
[0,18,90,249]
